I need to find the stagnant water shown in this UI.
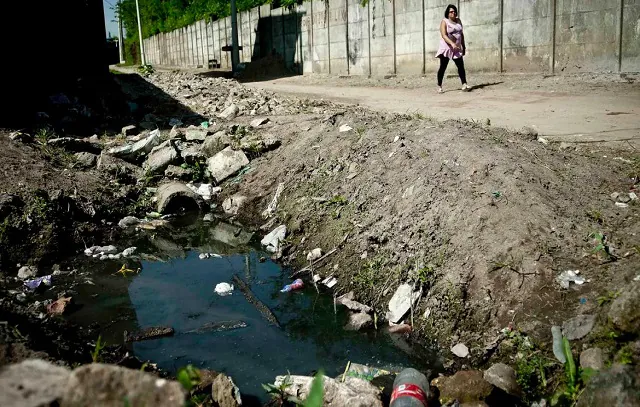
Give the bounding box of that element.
[61,218,433,403]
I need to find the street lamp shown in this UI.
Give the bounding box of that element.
[135,0,146,65]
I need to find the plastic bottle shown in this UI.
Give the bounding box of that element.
[390,368,430,407]
[280,278,304,292]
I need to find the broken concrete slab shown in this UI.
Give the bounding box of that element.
[201,131,231,157]
[386,283,421,324]
[483,363,521,397]
[156,182,204,214]
[212,374,242,407]
[143,140,180,175]
[122,125,137,136]
[165,165,192,180]
[562,314,597,340]
[0,359,70,407]
[345,312,373,331]
[206,147,249,184]
[219,104,239,121]
[74,152,98,168]
[185,127,208,142]
[222,195,248,215]
[62,364,185,407]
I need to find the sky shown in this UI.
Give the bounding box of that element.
[103,0,120,39]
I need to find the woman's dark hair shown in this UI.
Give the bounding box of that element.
[444,4,458,18]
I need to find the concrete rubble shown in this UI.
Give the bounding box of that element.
[274,374,383,407]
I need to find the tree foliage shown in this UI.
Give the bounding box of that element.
[116,0,302,41]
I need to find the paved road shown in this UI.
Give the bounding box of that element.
[245,77,640,144]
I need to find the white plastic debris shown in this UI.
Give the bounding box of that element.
[339,124,353,133]
[322,276,338,288]
[262,182,285,219]
[199,253,222,259]
[306,248,323,262]
[261,225,287,253]
[451,343,469,358]
[214,282,234,296]
[556,270,587,289]
[633,274,640,282]
[615,202,629,208]
[537,137,549,145]
[629,192,638,201]
[313,274,321,283]
[121,247,137,257]
[393,136,400,143]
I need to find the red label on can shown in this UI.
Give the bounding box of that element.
[390,384,428,406]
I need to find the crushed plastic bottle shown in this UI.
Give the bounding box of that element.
[390,368,429,407]
[280,279,304,293]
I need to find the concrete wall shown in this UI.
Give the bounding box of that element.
[144,0,640,74]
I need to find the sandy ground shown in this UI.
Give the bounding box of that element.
[243,72,640,144]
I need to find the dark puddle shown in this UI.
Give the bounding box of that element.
[54,218,435,403]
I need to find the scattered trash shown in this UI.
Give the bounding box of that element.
[84,245,118,256]
[24,275,52,291]
[391,368,429,406]
[306,248,323,262]
[199,253,222,259]
[203,213,214,222]
[551,325,566,363]
[146,211,162,219]
[615,202,629,208]
[201,121,210,129]
[215,282,234,296]
[121,247,137,257]
[169,118,183,126]
[451,343,469,358]
[261,182,285,219]
[537,137,549,145]
[280,279,304,293]
[322,276,338,288]
[634,275,640,282]
[114,264,140,276]
[556,269,587,289]
[387,283,422,324]
[187,183,221,201]
[579,298,587,305]
[261,225,287,253]
[630,192,638,201]
[343,362,391,382]
[491,191,502,198]
[46,297,72,315]
[339,124,353,133]
[313,274,321,283]
[393,135,400,143]
[613,157,632,164]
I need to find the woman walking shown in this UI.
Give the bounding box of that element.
[436,4,470,93]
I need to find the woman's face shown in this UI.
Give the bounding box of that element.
[448,8,457,19]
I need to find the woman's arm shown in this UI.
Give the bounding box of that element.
[440,20,459,49]
[459,20,466,55]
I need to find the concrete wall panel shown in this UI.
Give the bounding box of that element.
[555,0,618,72]
[395,0,424,74]
[328,0,349,75]
[459,0,500,71]
[369,0,395,75]
[312,0,331,73]
[503,0,551,72]
[347,0,370,75]
[622,0,640,72]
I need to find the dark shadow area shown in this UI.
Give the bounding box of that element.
[468,81,505,91]
[1,0,108,129]
[234,9,306,83]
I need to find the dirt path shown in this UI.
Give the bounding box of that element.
[244,75,640,144]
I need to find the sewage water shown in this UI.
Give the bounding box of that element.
[63,219,431,403]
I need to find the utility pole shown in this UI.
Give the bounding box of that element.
[230,0,240,73]
[118,0,125,64]
[135,0,146,65]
